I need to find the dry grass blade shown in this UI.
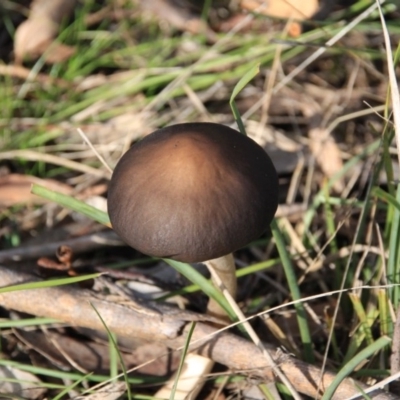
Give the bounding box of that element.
[76,128,113,175]
[376,1,400,164]
[0,150,111,178]
[377,0,400,388]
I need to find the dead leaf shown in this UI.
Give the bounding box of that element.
[240,0,319,36]
[0,174,72,207]
[240,0,319,20]
[309,127,345,193]
[14,0,77,64]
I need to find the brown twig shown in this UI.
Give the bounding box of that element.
[0,266,397,400]
[0,231,123,263]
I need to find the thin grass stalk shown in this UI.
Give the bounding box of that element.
[165,259,236,321]
[0,273,100,293]
[91,305,131,399]
[0,359,155,384]
[46,377,86,400]
[168,322,199,400]
[31,185,111,226]
[270,218,314,363]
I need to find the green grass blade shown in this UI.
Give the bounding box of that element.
[0,273,101,293]
[373,186,400,212]
[343,297,379,365]
[270,218,314,363]
[90,303,131,400]
[348,293,374,346]
[378,288,393,337]
[165,259,236,321]
[229,63,259,135]
[109,332,119,380]
[0,318,60,328]
[52,374,91,400]
[321,336,392,400]
[157,258,279,299]
[31,184,110,226]
[0,359,160,384]
[169,322,196,400]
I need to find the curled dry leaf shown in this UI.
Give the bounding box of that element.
[14,0,77,64]
[0,173,72,207]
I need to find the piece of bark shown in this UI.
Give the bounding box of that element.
[0,266,397,400]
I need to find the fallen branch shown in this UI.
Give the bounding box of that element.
[0,266,397,400]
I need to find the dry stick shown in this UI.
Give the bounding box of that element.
[0,231,123,263]
[0,266,398,400]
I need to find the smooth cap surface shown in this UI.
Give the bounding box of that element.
[107,122,279,263]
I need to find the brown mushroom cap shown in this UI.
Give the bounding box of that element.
[107,122,279,263]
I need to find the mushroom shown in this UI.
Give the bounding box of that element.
[107,122,279,317]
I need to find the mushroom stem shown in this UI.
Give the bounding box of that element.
[154,255,236,400]
[204,253,237,319]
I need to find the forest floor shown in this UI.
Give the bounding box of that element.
[1,1,400,399]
